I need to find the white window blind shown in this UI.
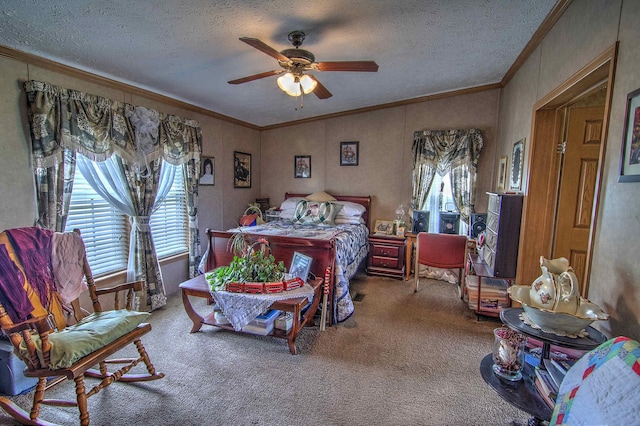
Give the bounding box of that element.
[150,165,188,258]
[65,169,129,276]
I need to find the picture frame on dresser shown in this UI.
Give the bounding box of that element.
[510,139,525,190]
[374,220,394,235]
[619,87,640,182]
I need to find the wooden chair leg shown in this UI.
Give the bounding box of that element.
[30,377,47,422]
[74,376,90,426]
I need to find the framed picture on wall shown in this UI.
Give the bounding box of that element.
[294,155,311,178]
[497,156,508,191]
[233,151,251,188]
[619,87,640,182]
[510,139,525,191]
[199,156,214,186]
[340,141,359,166]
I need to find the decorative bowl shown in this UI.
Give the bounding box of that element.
[507,285,609,335]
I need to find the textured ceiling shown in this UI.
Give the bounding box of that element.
[0,0,557,128]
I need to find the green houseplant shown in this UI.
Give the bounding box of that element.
[206,233,285,292]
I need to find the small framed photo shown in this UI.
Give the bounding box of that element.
[510,139,525,191]
[289,252,312,281]
[340,141,359,166]
[374,220,394,235]
[234,151,251,188]
[619,87,640,182]
[396,226,406,237]
[294,155,311,178]
[497,156,508,191]
[199,156,215,186]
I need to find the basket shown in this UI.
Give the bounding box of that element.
[239,205,265,226]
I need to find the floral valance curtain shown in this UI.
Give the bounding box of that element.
[25,80,200,169]
[24,80,203,310]
[411,129,484,224]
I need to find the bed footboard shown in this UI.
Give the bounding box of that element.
[205,229,337,326]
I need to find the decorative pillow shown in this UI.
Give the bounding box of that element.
[305,191,337,202]
[280,197,306,211]
[292,200,342,225]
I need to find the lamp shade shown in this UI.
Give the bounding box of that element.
[299,75,317,94]
[277,73,317,97]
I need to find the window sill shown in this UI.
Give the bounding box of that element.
[93,251,188,288]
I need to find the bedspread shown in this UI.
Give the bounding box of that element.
[229,222,369,322]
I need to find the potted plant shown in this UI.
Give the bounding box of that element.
[206,233,285,292]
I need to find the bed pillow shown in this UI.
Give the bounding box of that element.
[278,208,296,220]
[335,216,365,225]
[335,201,367,217]
[305,191,337,202]
[280,197,306,211]
[292,200,342,225]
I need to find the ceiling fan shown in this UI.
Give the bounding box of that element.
[228,30,379,99]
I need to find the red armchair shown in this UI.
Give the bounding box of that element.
[414,232,467,297]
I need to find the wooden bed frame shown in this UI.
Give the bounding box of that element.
[204,193,372,327]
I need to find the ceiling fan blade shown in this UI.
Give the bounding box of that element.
[314,61,379,72]
[228,70,283,85]
[308,76,332,99]
[239,37,289,62]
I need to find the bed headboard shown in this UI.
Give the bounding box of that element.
[284,192,372,231]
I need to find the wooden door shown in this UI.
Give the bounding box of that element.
[552,105,604,293]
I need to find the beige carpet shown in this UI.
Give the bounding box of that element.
[1,273,532,425]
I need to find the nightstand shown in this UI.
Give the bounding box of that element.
[367,234,406,279]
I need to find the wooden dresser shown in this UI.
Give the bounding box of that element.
[483,192,524,278]
[367,234,406,279]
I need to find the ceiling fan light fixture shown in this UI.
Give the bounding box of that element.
[277,72,301,96]
[299,75,317,94]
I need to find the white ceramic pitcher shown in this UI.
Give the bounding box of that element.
[530,256,579,315]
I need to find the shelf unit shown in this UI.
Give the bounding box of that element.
[466,253,512,317]
[483,193,523,278]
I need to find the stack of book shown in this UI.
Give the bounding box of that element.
[534,358,576,408]
[534,367,558,409]
[241,309,280,335]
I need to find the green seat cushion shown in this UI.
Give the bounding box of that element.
[19,310,150,370]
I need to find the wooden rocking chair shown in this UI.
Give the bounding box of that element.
[0,228,164,425]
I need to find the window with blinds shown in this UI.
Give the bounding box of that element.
[65,163,188,277]
[150,166,188,258]
[65,170,129,276]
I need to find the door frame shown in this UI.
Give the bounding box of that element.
[516,43,617,296]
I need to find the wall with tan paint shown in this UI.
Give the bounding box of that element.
[261,89,501,224]
[497,0,640,340]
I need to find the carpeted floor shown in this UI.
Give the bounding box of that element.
[1,273,533,425]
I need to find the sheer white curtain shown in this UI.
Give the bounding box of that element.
[76,154,175,284]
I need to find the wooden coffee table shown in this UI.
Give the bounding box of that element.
[178,275,323,355]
